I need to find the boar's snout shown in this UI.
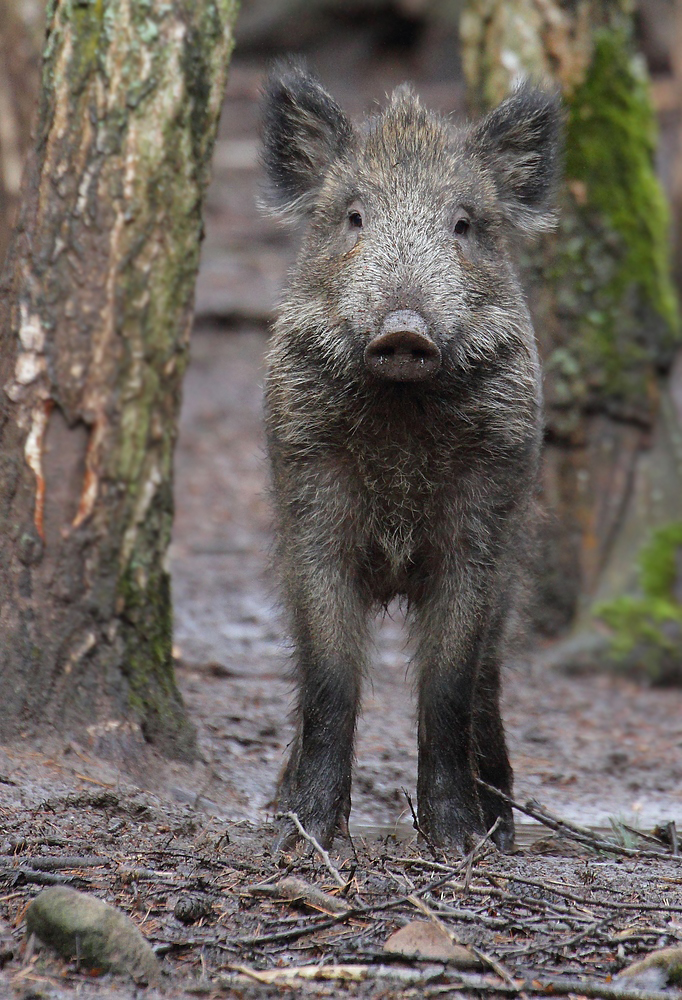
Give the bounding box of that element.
[364,310,441,382]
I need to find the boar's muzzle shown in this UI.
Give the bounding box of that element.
[364,310,441,382]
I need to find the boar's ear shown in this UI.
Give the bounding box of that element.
[470,84,563,235]
[260,60,353,220]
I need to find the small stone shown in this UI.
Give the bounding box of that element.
[618,945,682,988]
[173,894,214,925]
[383,920,480,967]
[26,886,159,983]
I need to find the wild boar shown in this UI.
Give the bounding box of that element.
[260,61,561,853]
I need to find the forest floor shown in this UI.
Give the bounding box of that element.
[2,48,682,1000]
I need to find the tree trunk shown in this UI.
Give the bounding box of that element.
[0,0,237,755]
[672,0,682,292]
[461,0,682,672]
[0,0,43,266]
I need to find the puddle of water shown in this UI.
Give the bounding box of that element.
[350,821,621,849]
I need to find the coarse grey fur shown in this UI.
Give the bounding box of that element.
[260,59,562,853]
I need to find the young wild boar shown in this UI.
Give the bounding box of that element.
[260,61,561,854]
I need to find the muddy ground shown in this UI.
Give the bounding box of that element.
[2,41,682,1000]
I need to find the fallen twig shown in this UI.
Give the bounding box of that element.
[228,840,499,949]
[464,817,500,892]
[402,788,443,861]
[248,875,350,915]
[482,869,682,915]
[0,867,80,887]
[279,812,346,888]
[475,779,681,861]
[425,971,682,1000]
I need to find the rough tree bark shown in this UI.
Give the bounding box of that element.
[0,0,237,754]
[461,0,682,676]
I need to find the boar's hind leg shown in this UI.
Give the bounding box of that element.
[275,568,368,852]
[472,606,515,851]
[413,584,488,854]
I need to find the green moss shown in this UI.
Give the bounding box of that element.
[118,560,196,761]
[545,28,680,428]
[638,523,682,598]
[595,523,682,684]
[68,0,106,92]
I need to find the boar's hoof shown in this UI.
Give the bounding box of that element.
[365,310,441,382]
[491,819,515,853]
[480,802,515,852]
[420,799,487,856]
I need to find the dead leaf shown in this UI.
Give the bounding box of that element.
[383,920,480,966]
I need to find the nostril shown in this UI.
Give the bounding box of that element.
[364,324,441,381]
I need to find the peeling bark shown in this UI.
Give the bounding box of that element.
[0,0,238,755]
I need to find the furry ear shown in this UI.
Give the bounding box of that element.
[260,60,353,220]
[469,84,563,235]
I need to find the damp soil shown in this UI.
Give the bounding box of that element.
[1,50,682,1000]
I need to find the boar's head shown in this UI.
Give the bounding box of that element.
[260,61,561,385]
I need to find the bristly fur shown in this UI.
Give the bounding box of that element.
[260,62,562,854]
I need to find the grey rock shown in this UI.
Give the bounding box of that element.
[26,886,159,983]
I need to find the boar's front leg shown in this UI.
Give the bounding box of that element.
[275,549,369,852]
[413,571,499,854]
[472,602,515,851]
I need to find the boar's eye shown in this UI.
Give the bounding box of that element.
[454,217,470,237]
[348,210,363,229]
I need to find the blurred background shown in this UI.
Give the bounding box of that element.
[1,0,681,832]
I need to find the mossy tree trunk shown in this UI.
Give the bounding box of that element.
[461,0,682,663]
[0,0,237,754]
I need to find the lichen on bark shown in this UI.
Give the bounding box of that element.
[547,28,680,429]
[0,0,238,754]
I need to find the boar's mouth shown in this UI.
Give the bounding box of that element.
[364,310,441,382]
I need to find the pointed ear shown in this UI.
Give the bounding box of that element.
[470,84,563,235]
[260,60,354,220]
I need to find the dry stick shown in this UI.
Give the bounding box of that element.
[393,856,595,923]
[666,820,679,856]
[464,817,500,892]
[620,823,670,848]
[450,879,597,926]
[475,779,681,861]
[402,787,443,862]
[229,827,496,949]
[502,917,611,959]
[419,818,518,989]
[279,812,346,889]
[426,971,681,1000]
[482,869,682,915]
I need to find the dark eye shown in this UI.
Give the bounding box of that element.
[454,218,470,237]
[348,210,363,229]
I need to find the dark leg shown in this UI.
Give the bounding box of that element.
[411,579,488,854]
[472,609,515,851]
[275,566,368,851]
